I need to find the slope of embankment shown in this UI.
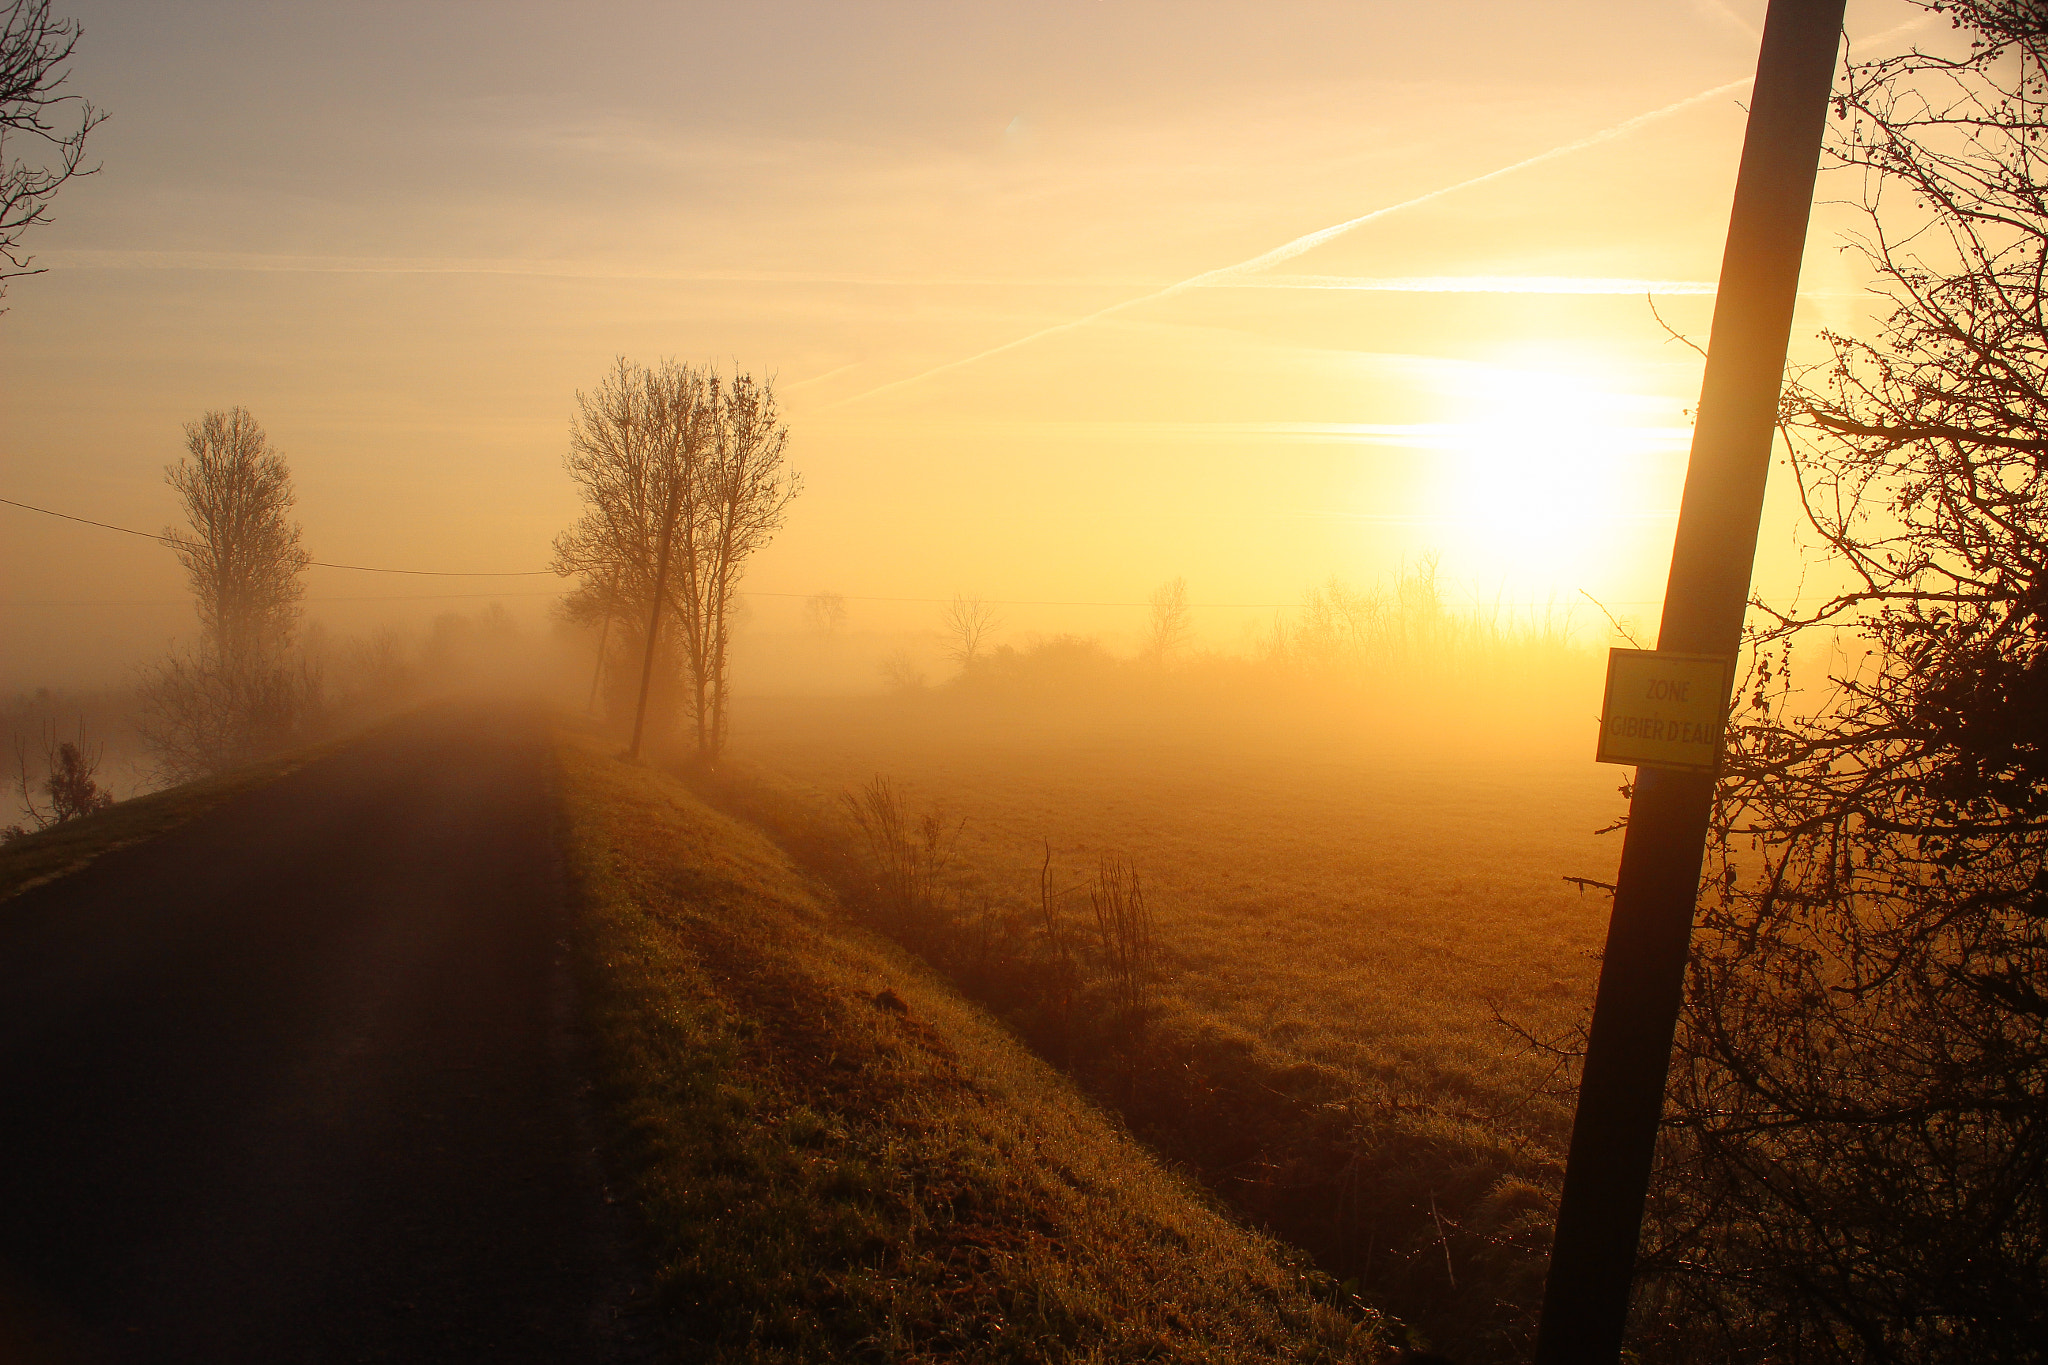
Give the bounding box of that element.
[555,726,1389,1363]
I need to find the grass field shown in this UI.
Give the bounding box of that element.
[726,688,1621,1119]
[553,726,1393,1363]
[711,681,1628,1360]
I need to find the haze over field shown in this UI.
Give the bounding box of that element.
[2,0,1934,688]
[15,2,2048,1360]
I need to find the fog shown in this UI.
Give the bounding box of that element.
[8,3,2007,1362]
[4,0,1933,706]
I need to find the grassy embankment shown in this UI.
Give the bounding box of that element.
[706,683,1623,1362]
[0,739,352,902]
[554,726,1391,1363]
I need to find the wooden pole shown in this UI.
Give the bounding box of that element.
[1534,2,1845,1360]
[627,482,681,762]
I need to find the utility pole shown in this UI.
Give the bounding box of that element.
[627,480,682,762]
[1534,1,1845,1361]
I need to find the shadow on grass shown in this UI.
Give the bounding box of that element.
[681,756,1563,1364]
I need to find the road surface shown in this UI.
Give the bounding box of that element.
[0,703,654,1363]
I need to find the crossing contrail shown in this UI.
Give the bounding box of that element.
[831,75,1753,408]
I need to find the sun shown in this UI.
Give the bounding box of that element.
[1419,350,1690,598]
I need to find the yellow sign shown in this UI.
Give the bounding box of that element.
[1596,649,1732,773]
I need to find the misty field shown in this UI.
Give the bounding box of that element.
[713,674,1626,1357]
[555,726,1386,1362]
[731,687,1620,1116]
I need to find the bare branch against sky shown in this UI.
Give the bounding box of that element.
[0,0,102,301]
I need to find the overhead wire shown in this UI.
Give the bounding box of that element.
[3,491,1683,611]
[0,496,556,577]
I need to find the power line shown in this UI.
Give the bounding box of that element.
[1,588,1676,611]
[735,589,1300,609]
[0,590,566,607]
[4,495,1237,606]
[4,490,1703,613]
[1,496,557,577]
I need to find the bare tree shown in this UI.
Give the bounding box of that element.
[136,651,319,784]
[940,594,1000,669]
[165,408,311,668]
[140,408,317,783]
[1145,576,1191,663]
[553,359,798,762]
[1637,7,2048,1358]
[676,371,799,760]
[554,358,707,742]
[804,590,848,637]
[2,0,102,304]
[879,647,927,693]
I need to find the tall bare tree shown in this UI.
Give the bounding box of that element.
[2,0,102,304]
[165,408,310,668]
[139,408,316,783]
[554,359,797,762]
[684,372,797,758]
[554,358,709,736]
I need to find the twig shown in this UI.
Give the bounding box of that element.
[1578,589,1645,649]
[1647,291,1709,359]
[1429,1193,1456,1289]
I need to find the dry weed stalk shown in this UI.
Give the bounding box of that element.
[1090,854,1154,1022]
[841,776,960,942]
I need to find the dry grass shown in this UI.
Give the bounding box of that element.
[726,690,1619,1120]
[553,726,1392,1363]
[711,684,1627,1360]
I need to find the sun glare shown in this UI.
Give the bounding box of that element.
[1422,354,1689,595]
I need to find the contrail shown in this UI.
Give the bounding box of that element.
[831,75,1754,408]
[1223,275,1719,295]
[826,10,1947,409]
[785,360,864,390]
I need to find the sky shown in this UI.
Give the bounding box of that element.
[1,0,1934,687]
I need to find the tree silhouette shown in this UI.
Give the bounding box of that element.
[3,720,111,842]
[139,409,316,782]
[1645,6,2048,1357]
[940,594,999,670]
[165,408,310,669]
[554,359,798,761]
[1,0,103,304]
[1146,577,1191,663]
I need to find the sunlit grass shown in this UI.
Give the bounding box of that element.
[554,726,1390,1363]
[729,690,1618,1124]
[717,682,1626,1359]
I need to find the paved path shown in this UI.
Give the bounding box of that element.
[0,704,651,1363]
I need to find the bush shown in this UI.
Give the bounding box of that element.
[136,652,323,785]
[4,723,115,843]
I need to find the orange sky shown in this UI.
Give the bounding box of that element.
[1,0,1932,686]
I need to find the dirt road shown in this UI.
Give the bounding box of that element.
[0,704,651,1363]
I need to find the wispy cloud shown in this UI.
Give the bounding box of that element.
[857,419,1697,450]
[1213,275,1720,295]
[830,74,1755,407]
[1283,508,1681,524]
[40,250,1735,300]
[1687,0,1761,45]
[34,248,1162,289]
